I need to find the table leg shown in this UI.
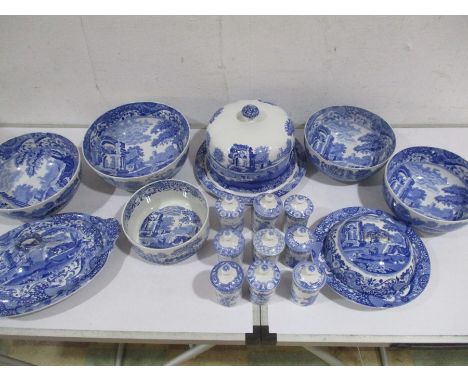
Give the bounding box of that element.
[164,344,215,366]
[379,346,389,366]
[115,343,126,366]
[0,353,34,366]
[303,346,344,366]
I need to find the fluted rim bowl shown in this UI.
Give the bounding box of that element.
[121,179,210,265]
[82,102,190,188]
[0,132,81,218]
[384,146,468,232]
[304,106,396,181]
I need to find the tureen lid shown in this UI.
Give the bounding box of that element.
[293,261,326,291]
[285,225,314,253]
[214,229,245,257]
[253,228,285,257]
[253,193,283,218]
[247,260,281,292]
[284,194,314,220]
[206,99,295,170]
[215,194,245,218]
[210,261,244,292]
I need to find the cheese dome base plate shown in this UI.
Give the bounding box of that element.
[313,207,430,308]
[195,140,306,204]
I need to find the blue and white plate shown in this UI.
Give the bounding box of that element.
[313,207,430,308]
[195,140,306,204]
[0,213,120,317]
[384,146,468,233]
[0,132,81,219]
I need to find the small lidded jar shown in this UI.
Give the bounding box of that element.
[283,194,314,231]
[247,260,281,305]
[215,195,245,231]
[252,193,283,232]
[210,261,244,307]
[284,224,314,268]
[253,228,285,263]
[213,229,245,264]
[291,261,326,306]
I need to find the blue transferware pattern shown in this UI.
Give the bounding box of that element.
[247,260,281,305]
[139,206,202,249]
[215,195,245,231]
[210,261,244,307]
[384,146,468,233]
[213,229,245,263]
[83,102,189,190]
[253,228,285,262]
[252,193,283,232]
[241,104,260,119]
[291,261,326,306]
[0,133,80,218]
[284,225,314,268]
[284,194,314,230]
[194,140,306,205]
[312,207,430,308]
[122,180,209,265]
[304,106,396,182]
[0,213,119,317]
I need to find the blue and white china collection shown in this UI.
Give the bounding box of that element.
[291,261,326,306]
[252,193,283,232]
[214,195,245,231]
[121,179,209,265]
[284,225,315,268]
[247,260,281,305]
[214,229,245,264]
[0,98,464,316]
[283,194,314,230]
[210,261,244,307]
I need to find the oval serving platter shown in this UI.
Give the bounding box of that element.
[0,213,120,317]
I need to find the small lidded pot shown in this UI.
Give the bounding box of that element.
[284,224,314,268]
[283,194,314,231]
[213,229,245,264]
[252,193,283,232]
[247,260,281,305]
[253,228,285,263]
[215,195,245,231]
[291,261,326,306]
[210,261,244,307]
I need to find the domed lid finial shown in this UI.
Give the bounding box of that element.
[241,104,259,120]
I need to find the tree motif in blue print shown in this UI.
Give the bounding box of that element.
[284,119,294,136]
[209,107,224,124]
[213,148,224,163]
[227,144,272,172]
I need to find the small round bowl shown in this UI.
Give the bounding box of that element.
[304,106,396,182]
[122,180,210,265]
[83,102,190,192]
[384,146,468,233]
[0,132,81,219]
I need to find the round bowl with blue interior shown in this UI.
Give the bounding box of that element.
[384,146,468,233]
[304,106,396,182]
[83,102,190,192]
[0,132,81,219]
[121,179,210,265]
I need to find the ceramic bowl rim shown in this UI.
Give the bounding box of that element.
[384,146,468,225]
[121,179,210,253]
[82,101,190,182]
[0,132,81,213]
[304,105,396,171]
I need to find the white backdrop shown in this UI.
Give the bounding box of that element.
[1,16,468,127]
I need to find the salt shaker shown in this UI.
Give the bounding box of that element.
[253,228,285,263]
[284,224,314,268]
[215,195,245,231]
[247,260,281,305]
[213,229,245,264]
[291,261,326,306]
[252,193,283,232]
[210,261,244,307]
[283,194,314,231]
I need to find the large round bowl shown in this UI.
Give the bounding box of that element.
[0,132,81,219]
[83,102,190,192]
[304,106,396,182]
[384,146,468,233]
[122,180,210,265]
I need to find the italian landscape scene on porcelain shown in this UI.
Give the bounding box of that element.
[384,146,468,233]
[304,105,396,182]
[0,132,81,219]
[0,213,120,317]
[312,207,430,308]
[83,102,189,191]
